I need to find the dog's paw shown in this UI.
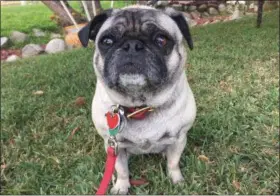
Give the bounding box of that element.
[110,179,130,195]
[169,169,184,184]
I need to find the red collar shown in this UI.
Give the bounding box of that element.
[124,105,154,120]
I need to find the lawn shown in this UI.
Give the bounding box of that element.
[1,9,279,195]
[1,1,135,48]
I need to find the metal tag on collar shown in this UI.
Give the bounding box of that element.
[105,105,125,136]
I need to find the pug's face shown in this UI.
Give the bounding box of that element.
[78,6,193,96]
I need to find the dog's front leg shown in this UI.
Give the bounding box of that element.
[110,149,130,195]
[166,135,187,184]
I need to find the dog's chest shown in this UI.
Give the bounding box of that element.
[115,113,182,154]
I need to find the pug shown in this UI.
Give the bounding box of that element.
[78,5,196,194]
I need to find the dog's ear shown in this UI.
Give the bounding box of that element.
[164,8,193,50]
[78,9,113,47]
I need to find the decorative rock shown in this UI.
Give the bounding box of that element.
[22,44,44,58]
[249,3,255,10]
[201,11,210,18]
[188,5,197,12]
[183,12,192,20]
[10,31,28,43]
[190,11,201,20]
[226,0,236,5]
[156,0,169,7]
[218,4,226,13]
[6,55,20,62]
[254,5,258,12]
[50,33,62,39]
[230,7,241,20]
[172,4,183,11]
[226,4,234,14]
[188,19,198,27]
[198,4,207,12]
[45,39,66,54]
[1,37,9,48]
[239,3,246,12]
[208,7,219,15]
[32,28,46,37]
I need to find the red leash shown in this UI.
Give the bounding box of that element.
[96,147,117,195]
[95,105,154,195]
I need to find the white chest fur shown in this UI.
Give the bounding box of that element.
[91,73,196,154]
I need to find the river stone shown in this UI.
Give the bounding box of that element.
[1,37,9,48]
[22,44,44,58]
[208,7,219,15]
[45,38,66,54]
[218,3,226,13]
[33,28,46,37]
[6,55,20,62]
[10,31,28,43]
[198,4,207,12]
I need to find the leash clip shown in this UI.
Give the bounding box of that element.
[108,136,118,155]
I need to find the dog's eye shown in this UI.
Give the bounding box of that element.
[101,37,114,46]
[155,35,167,47]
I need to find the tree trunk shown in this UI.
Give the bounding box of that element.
[93,0,103,15]
[42,1,86,27]
[256,0,264,28]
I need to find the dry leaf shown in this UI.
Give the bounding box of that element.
[1,164,7,169]
[33,134,41,139]
[261,148,275,156]
[239,166,246,172]
[232,180,241,190]
[9,138,15,145]
[272,139,278,145]
[229,145,240,153]
[188,76,194,83]
[75,97,86,106]
[198,155,209,163]
[33,90,44,95]
[24,73,32,78]
[219,80,233,93]
[50,156,60,164]
[130,178,149,186]
[260,188,273,194]
[68,127,80,140]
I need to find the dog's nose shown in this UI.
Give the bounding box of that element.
[122,40,144,52]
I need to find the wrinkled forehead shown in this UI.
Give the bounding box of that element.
[97,8,181,40]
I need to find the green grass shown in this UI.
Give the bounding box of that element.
[0,1,135,48]
[1,10,279,195]
[1,3,58,49]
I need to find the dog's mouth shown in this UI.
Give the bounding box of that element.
[114,62,149,90]
[104,60,167,93]
[118,73,147,89]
